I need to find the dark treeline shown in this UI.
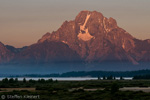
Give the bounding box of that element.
[1,78,54,83]
[133,74,150,79]
[3,69,150,77]
[59,69,150,77]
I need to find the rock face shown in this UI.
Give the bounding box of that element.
[5,45,27,54]
[0,10,150,65]
[38,10,150,64]
[0,42,13,63]
[13,41,81,64]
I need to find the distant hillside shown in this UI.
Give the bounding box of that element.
[4,69,150,77]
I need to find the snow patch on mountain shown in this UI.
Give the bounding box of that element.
[78,14,94,41]
[62,41,68,44]
[103,17,111,33]
[81,13,90,30]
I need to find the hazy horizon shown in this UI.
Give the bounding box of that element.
[0,0,150,48]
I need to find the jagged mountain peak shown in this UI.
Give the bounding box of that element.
[75,10,117,30]
[76,10,104,19]
[38,10,120,43]
[1,10,150,65]
[37,10,137,63]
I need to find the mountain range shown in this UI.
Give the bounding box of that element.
[1,10,150,65]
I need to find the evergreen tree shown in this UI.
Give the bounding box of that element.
[9,78,14,83]
[15,78,18,83]
[103,76,106,80]
[40,79,45,83]
[23,78,26,83]
[113,76,116,80]
[2,78,8,83]
[107,75,113,80]
[98,75,101,80]
[47,79,53,82]
[120,76,124,80]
